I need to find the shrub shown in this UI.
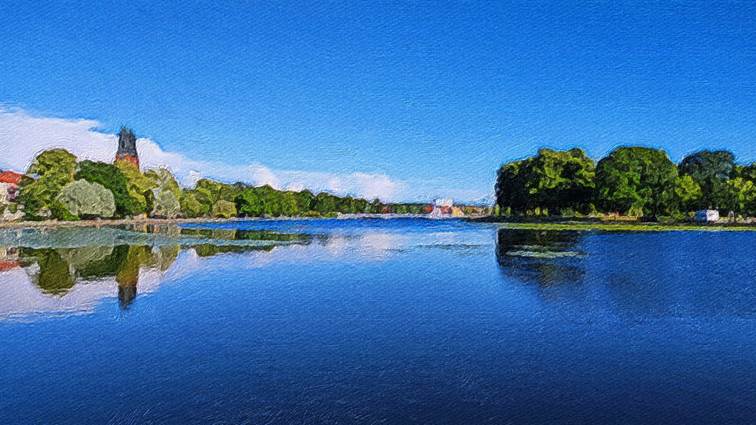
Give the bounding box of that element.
[211,200,237,218]
[180,191,207,218]
[56,180,116,219]
[76,160,140,217]
[151,189,180,219]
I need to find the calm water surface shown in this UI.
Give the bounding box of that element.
[0,219,754,424]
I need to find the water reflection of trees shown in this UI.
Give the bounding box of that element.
[495,229,586,286]
[11,227,313,309]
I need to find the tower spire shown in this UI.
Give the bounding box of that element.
[115,127,139,167]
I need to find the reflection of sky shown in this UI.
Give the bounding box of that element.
[6,222,753,324]
[0,224,494,321]
[0,256,185,321]
[0,267,116,320]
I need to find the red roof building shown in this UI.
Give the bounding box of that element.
[0,171,23,185]
[0,171,24,203]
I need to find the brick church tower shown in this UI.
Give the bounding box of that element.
[115,127,139,167]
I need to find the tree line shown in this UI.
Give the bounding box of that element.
[495,147,756,219]
[8,148,426,221]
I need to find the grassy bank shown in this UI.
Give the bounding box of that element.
[482,219,756,232]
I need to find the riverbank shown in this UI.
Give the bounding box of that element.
[4,215,755,232]
[471,216,756,232]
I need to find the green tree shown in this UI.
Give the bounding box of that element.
[528,148,595,214]
[495,148,595,215]
[211,200,237,218]
[27,148,78,177]
[595,147,678,217]
[737,163,756,182]
[76,160,140,217]
[115,160,156,215]
[56,180,116,219]
[144,168,181,218]
[191,179,246,214]
[180,190,207,217]
[722,177,756,215]
[279,191,300,216]
[673,175,703,213]
[295,190,314,213]
[235,187,264,217]
[369,198,385,214]
[496,159,531,214]
[144,168,181,199]
[18,149,78,219]
[312,192,339,215]
[151,189,180,218]
[679,150,736,210]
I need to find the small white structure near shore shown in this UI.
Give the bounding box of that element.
[695,209,720,223]
[429,198,464,218]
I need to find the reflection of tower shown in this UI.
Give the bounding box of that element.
[114,127,139,167]
[118,285,137,309]
[115,245,144,310]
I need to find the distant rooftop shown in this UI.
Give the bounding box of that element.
[0,171,23,185]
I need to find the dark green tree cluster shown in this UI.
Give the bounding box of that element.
[496,148,596,216]
[235,185,378,218]
[496,147,756,219]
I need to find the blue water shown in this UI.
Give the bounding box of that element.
[0,219,754,424]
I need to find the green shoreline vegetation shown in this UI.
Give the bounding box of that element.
[1,133,429,223]
[3,129,755,232]
[495,147,756,223]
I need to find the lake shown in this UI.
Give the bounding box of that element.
[0,219,754,424]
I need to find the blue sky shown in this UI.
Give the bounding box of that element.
[1,1,755,201]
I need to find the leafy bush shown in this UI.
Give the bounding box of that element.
[211,200,237,218]
[180,190,207,218]
[151,189,180,218]
[56,180,116,219]
[76,160,140,217]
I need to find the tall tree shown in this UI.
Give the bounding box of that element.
[495,148,595,215]
[18,149,78,219]
[679,150,736,210]
[673,175,703,213]
[595,147,678,217]
[115,161,156,215]
[495,159,530,214]
[722,177,756,216]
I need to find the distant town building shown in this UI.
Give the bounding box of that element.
[450,206,465,217]
[0,170,24,204]
[695,209,720,223]
[429,198,459,218]
[115,127,139,167]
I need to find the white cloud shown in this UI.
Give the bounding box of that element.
[0,108,406,201]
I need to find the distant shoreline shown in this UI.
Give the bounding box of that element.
[3,215,755,232]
